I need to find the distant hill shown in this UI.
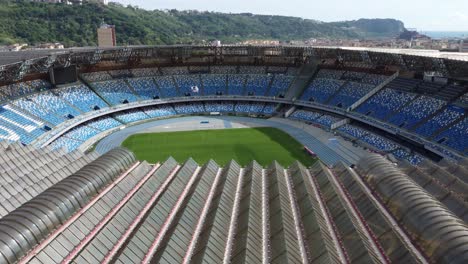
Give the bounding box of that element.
[0,1,407,47]
[329,19,406,38]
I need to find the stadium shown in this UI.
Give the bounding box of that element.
[0,45,467,264]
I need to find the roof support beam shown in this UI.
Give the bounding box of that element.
[61,163,162,264]
[141,166,203,264]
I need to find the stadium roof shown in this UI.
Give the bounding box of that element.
[1,45,468,84]
[339,46,468,61]
[1,143,468,263]
[2,45,468,66]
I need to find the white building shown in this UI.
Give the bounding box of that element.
[460,40,468,53]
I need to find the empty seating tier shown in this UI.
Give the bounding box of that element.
[300,78,345,103]
[357,88,417,120]
[328,82,375,108]
[244,74,272,96]
[289,109,340,128]
[268,75,294,97]
[56,84,108,112]
[0,67,463,163]
[154,76,178,98]
[13,97,65,125]
[201,74,227,95]
[388,95,446,128]
[414,105,465,137]
[113,109,149,124]
[228,75,247,95]
[435,117,468,152]
[174,75,201,96]
[127,78,160,100]
[93,80,139,105]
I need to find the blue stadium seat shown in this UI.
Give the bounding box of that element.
[50,136,83,152]
[356,88,417,120]
[244,75,271,96]
[0,80,51,100]
[93,80,139,105]
[414,105,464,137]
[262,104,276,115]
[0,105,46,143]
[204,102,234,113]
[143,105,177,118]
[235,102,254,113]
[127,78,160,100]
[361,132,398,152]
[361,73,388,85]
[289,110,340,128]
[300,78,345,103]
[29,92,82,117]
[57,84,108,112]
[435,118,468,152]
[13,98,66,125]
[328,82,375,108]
[314,115,340,128]
[87,117,122,131]
[114,110,149,123]
[0,119,34,144]
[392,148,423,165]
[174,75,201,96]
[388,95,446,128]
[337,124,367,139]
[174,103,205,114]
[228,75,247,96]
[248,103,265,114]
[65,125,101,141]
[338,124,400,153]
[201,75,227,95]
[268,75,294,97]
[154,76,179,98]
[289,110,322,123]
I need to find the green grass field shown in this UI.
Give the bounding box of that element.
[122,127,317,167]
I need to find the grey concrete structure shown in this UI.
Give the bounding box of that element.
[0,144,466,263]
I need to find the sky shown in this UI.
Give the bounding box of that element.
[113,0,468,31]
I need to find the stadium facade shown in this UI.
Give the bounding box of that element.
[0,45,467,263]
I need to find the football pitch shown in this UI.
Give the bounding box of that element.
[121,127,317,167]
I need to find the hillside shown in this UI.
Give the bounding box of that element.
[329,19,406,38]
[0,1,406,47]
